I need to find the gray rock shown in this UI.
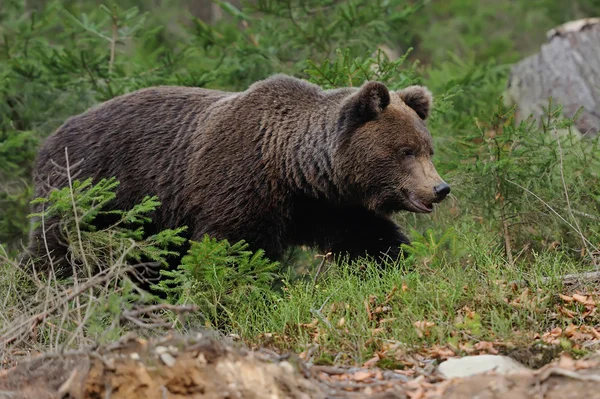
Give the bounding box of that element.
[438,355,529,379]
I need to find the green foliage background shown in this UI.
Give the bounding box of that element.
[1,0,600,359]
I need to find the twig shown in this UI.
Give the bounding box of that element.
[64,291,98,349]
[505,179,597,251]
[64,147,92,348]
[0,247,137,347]
[311,365,352,375]
[57,368,79,396]
[122,304,197,318]
[39,199,57,279]
[120,304,197,331]
[501,214,514,265]
[485,122,513,265]
[568,208,600,222]
[22,348,93,361]
[309,291,336,330]
[536,366,600,383]
[64,147,91,279]
[555,129,589,256]
[495,164,513,265]
[312,252,332,294]
[120,315,171,330]
[509,270,600,287]
[317,378,393,390]
[109,10,118,73]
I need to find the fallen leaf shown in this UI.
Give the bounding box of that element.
[586,326,600,340]
[542,327,562,344]
[559,294,574,302]
[573,357,600,370]
[458,342,474,354]
[563,324,592,341]
[353,370,374,382]
[414,321,435,338]
[395,369,417,377]
[365,298,373,321]
[428,345,455,358]
[363,354,380,368]
[573,293,596,306]
[371,327,386,336]
[557,306,577,318]
[583,306,597,318]
[548,241,560,250]
[557,352,576,369]
[299,319,319,329]
[384,286,398,304]
[473,341,499,354]
[373,305,392,315]
[407,386,426,399]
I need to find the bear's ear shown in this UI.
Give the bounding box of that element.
[342,81,391,128]
[397,85,433,120]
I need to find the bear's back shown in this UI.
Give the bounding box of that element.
[33,86,234,209]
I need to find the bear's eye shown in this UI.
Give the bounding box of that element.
[402,148,416,157]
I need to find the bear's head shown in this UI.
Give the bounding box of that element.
[336,81,450,214]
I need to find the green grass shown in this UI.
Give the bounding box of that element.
[219,226,596,365]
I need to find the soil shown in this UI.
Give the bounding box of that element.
[1,333,600,399]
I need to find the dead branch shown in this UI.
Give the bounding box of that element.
[120,304,197,330]
[536,366,600,383]
[510,270,600,287]
[122,304,198,318]
[0,255,146,348]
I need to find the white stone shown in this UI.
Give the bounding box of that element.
[437,355,529,379]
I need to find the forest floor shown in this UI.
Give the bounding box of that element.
[2,331,600,399]
[3,269,600,398]
[3,247,600,398]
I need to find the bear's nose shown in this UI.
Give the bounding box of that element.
[434,183,451,201]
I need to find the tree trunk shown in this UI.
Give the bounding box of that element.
[505,18,600,138]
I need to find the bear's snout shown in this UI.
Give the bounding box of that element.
[433,183,451,202]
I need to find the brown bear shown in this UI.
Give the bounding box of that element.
[25,74,450,276]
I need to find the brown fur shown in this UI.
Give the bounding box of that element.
[26,74,449,276]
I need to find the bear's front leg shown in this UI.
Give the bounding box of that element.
[292,201,411,266]
[327,213,410,265]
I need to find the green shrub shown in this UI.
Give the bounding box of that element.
[0,177,187,355]
[155,235,281,330]
[29,177,188,275]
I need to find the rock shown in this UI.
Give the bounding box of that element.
[155,345,177,367]
[505,19,600,138]
[437,355,529,379]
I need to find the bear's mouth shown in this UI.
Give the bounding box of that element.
[407,192,433,213]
